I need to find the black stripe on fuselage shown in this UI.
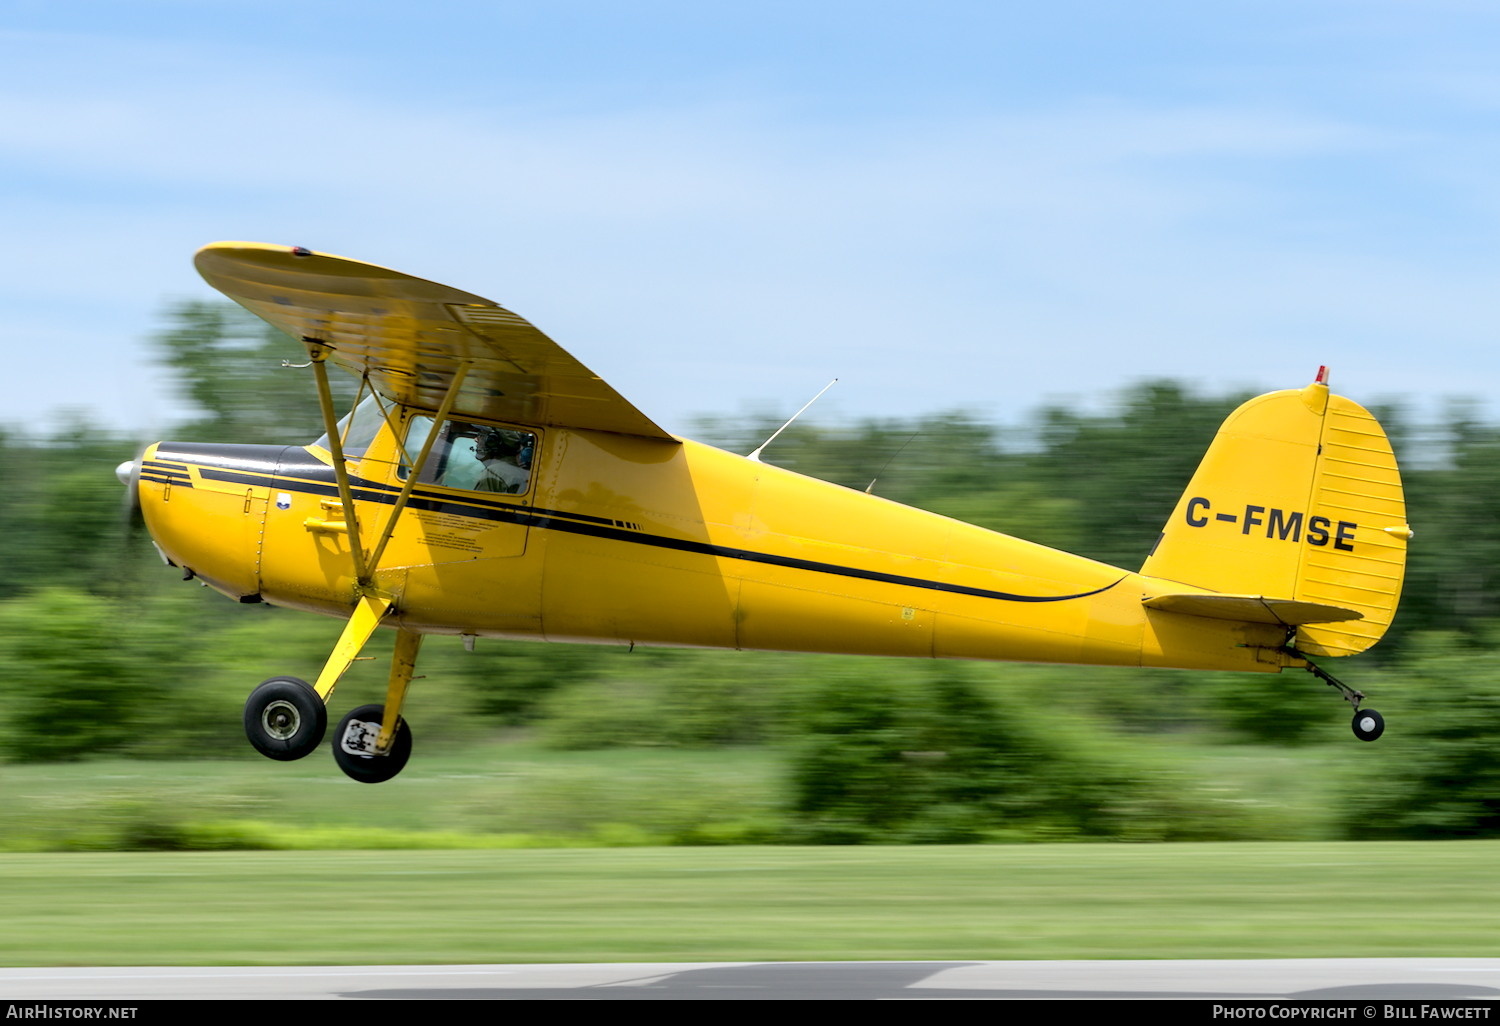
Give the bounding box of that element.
[169,446,1123,606]
[141,460,194,487]
[198,458,639,533]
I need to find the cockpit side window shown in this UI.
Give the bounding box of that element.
[402,416,537,495]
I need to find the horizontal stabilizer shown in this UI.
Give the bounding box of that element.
[1144,593,1363,626]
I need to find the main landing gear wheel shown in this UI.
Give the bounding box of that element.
[244,677,327,760]
[333,703,413,784]
[1352,708,1385,742]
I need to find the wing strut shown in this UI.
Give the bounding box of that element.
[306,340,371,586]
[366,363,469,573]
[304,338,470,590]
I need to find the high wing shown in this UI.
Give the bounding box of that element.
[194,241,677,441]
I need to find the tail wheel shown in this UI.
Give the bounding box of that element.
[333,703,413,783]
[1295,650,1387,743]
[1352,708,1385,742]
[244,677,327,760]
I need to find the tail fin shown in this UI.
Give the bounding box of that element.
[1140,371,1410,657]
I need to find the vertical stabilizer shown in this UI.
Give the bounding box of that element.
[1140,376,1410,656]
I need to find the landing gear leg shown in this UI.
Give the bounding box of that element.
[311,594,394,702]
[242,595,393,762]
[1291,647,1385,742]
[333,628,423,783]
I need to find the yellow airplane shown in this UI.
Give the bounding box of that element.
[118,243,1412,783]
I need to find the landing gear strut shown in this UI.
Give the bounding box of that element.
[243,602,426,781]
[1291,648,1385,742]
[325,626,424,783]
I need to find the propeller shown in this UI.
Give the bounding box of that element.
[116,446,151,559]
[117,451,142,517]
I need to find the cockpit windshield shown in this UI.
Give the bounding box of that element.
[312,395,388,460]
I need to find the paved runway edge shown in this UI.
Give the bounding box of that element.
[2,960,1500,1001]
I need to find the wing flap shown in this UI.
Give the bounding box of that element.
[1144,593,1363,626]
[194,242,677,441]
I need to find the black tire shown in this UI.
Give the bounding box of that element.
[245,677,327,760]
[332,703,413,784]
[1352,707,1385,742]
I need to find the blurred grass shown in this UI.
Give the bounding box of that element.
[2,842,1497,965]
[0,739,785,851]
[0,733,1353,851]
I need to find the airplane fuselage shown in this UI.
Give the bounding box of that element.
[139,417,1294,675]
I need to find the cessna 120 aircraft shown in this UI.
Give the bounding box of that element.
[117,242,1411,783]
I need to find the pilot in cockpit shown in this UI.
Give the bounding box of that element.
[473,427,534,494]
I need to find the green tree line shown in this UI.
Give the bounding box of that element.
[0,299,1496,844]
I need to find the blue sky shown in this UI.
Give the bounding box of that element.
[3,1,1499,439]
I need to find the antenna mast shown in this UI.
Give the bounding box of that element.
[747,379,838,462]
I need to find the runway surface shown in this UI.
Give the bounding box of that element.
[2,959,1499,1000]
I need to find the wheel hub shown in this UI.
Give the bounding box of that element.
[261,699,302,740]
